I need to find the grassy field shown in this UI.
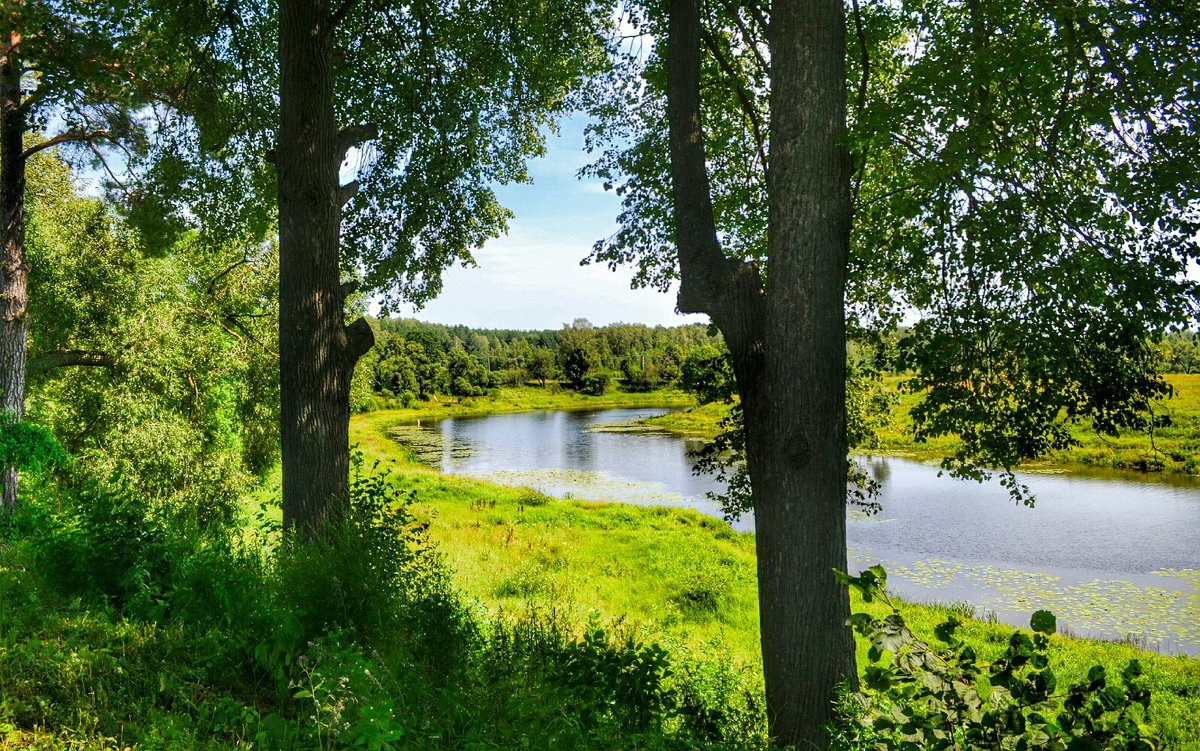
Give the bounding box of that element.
[646,374,1200,477]
[350,402,1200,749]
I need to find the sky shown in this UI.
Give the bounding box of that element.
[386,116,708,331]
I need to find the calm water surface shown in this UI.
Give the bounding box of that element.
[391,407,1200,655]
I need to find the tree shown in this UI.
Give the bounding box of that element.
[527,347,555,387]
[0,0,233,509]
[25,152,279,520]
[557,322,603,390]
[588,0,1199,745]
[663,3,854,745]
[271,0,608,537]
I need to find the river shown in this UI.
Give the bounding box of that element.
[387,406,1200,656]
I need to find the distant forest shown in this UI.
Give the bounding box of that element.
[354,319,1200,411]
[354,317,725,407]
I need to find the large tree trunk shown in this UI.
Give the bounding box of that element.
[276,0,373,538]
[0,31,27,512]
[666,0,855,746]
[755,2,856,743]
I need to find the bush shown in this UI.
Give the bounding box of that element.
[832,566,1160,751]
[0,410,69,474]
[581,369,614,396]
[518,487,553,507]
[276,454,474,663]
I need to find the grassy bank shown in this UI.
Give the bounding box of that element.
[645,374,1200,477]
[367,384,695,423]
[350,409,1200,749]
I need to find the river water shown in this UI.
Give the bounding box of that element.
[389,406,1200,656]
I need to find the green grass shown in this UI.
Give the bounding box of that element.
[2,380,1196,749]
[349,409,1200,750]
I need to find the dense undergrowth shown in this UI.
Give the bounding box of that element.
[0,462,767,751]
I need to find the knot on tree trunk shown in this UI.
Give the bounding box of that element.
[345,316,374,364]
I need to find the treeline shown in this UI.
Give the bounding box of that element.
[355,317,724,405]
[1152,331,1200,374]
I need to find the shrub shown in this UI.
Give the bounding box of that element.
[518,487,553,507]
[832,566,1160,751]
[275,453,474,662]
[0,410,69,474]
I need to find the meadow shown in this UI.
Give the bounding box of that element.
[1,386,1197,749]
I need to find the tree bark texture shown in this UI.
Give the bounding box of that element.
[1,31,27,511]
[277,0,373,538]
[666,0,855,746]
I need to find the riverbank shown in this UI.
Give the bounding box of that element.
[349,409,1200,749]
[366,384,695,423]
[644,374,1200,478]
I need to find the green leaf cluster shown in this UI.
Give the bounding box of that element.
[834,567,1160,750]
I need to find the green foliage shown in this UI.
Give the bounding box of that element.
[277,452,472,651]
[518,487,553,507]
[0,471,770,750]
[833,567,1160,751]
[586,0,1200,499]
[365,317,720,400]
[26,153,280,512]
[581,368,616,396]
[0,411,68,475]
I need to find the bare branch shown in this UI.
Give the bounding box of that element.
[27,350,114,378]
[87,140,135,201]
[22,129,113,162]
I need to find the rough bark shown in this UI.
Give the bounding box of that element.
[665,0,855,746]
[1,31,27,511]
[277,0,373,539]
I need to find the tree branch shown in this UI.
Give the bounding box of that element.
[718,0,769,78]
[21,129,112,162]
[667,0,749,316]
[699,27,768,169]
[329,0,360,30]
[206,257,249,297]
[337,123,379,164]
[337,180,360,207]
[223,314,278,357]
[27,350,114,378]
[667,0,765,380]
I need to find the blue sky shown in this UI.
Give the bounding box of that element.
[389,116,708,331]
